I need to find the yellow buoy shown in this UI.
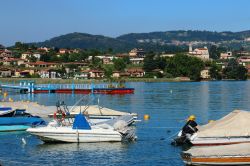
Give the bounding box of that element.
[3,92,8,98]
[9,98,13,102]
[209,120,214,123]
[144,114,150,120]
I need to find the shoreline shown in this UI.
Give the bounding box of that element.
[0,78,248,84]
[0,78,190,84]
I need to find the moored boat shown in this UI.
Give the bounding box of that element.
[182,143,250,165]
[190,110,250,146]
[0,107,16,117]
[27,113,136,143]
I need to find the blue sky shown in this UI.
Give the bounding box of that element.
[1,0,250,46]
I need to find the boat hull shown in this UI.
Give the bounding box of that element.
[0,125,30,132]
[27,127,122,143]
[182,154,250,165]
[191,137,250,146]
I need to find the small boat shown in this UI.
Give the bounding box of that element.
[27,113,136,143]
[0,107,16,117]
[173,110,250,146]
[0,115,46,132]
[0,125,30,132]
[190,110,250,146]
[182,143,250,165]
[0,117,45,126]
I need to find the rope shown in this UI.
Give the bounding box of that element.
[165,131,180,140]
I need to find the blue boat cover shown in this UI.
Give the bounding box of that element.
[0,107,12,111]
[0,117,46,126]
[72,114,91,130]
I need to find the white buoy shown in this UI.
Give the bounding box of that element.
[170,90,173,94]
[21,138,26,145]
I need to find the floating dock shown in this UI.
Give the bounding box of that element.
[0,81,134,94]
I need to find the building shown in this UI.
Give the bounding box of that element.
[0,49,13,60]
[112,71,130,78]
[74,70,89,79]
[200,68,211,79]
[129,48,145,58]
[0,68,12,77]
[102,57,113,65]
[238,56,250,63]
[38,69,59,79]
[1,58,26,66]
[21,52,32,60]
[160,54,175,58]
[25,61,60,68]
[89,70,104,78]
[126,68,145,77]
[21,52,41,61]
[220,52,233,60]
[37,47,50,52]
[59,49,69,54]
[130,58,144,64]
[189,45,210,60]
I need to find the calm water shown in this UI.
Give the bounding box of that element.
[1,81,250,166]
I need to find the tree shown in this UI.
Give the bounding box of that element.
[103,65,114,78]
[143,51,157,72]
[165,54,205,81]
[209,62,222,80]
[222,59,248,80]
[113,58,126,71]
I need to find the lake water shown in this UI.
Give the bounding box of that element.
[1,81,250,166]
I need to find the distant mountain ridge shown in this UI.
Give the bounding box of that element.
[32,30,250,52]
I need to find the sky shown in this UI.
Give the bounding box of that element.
[1,0,250,46]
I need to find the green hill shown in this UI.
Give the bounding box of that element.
[34,32,134,52]
[32,30,250,52]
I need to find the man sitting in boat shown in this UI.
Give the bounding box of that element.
[172,115,198,146]
[182,115,198,135]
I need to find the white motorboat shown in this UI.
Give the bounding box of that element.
[190,110,250,146]
[27,113,136,143]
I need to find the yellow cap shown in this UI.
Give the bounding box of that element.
[188,115,196,121]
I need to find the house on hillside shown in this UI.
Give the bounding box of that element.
[200,67,211,79]
[129,48,145,58]
[188,45,210,60]
[220,52,233,60]
[130,57,144,64]
[37,47,50,52]
[126,68,145,77]
[38,69,60,79]
[112,71,130,78]
[0,49,13,60]
[89,70,104,78]
[0,68,12,77]
[1,58,26,66]
[25,61,60,68]
[74,70,89,79]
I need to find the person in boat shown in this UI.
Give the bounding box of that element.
[172,115,198,146]
[182,115,198,135]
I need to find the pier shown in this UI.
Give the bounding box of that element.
[0,80,134,94]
